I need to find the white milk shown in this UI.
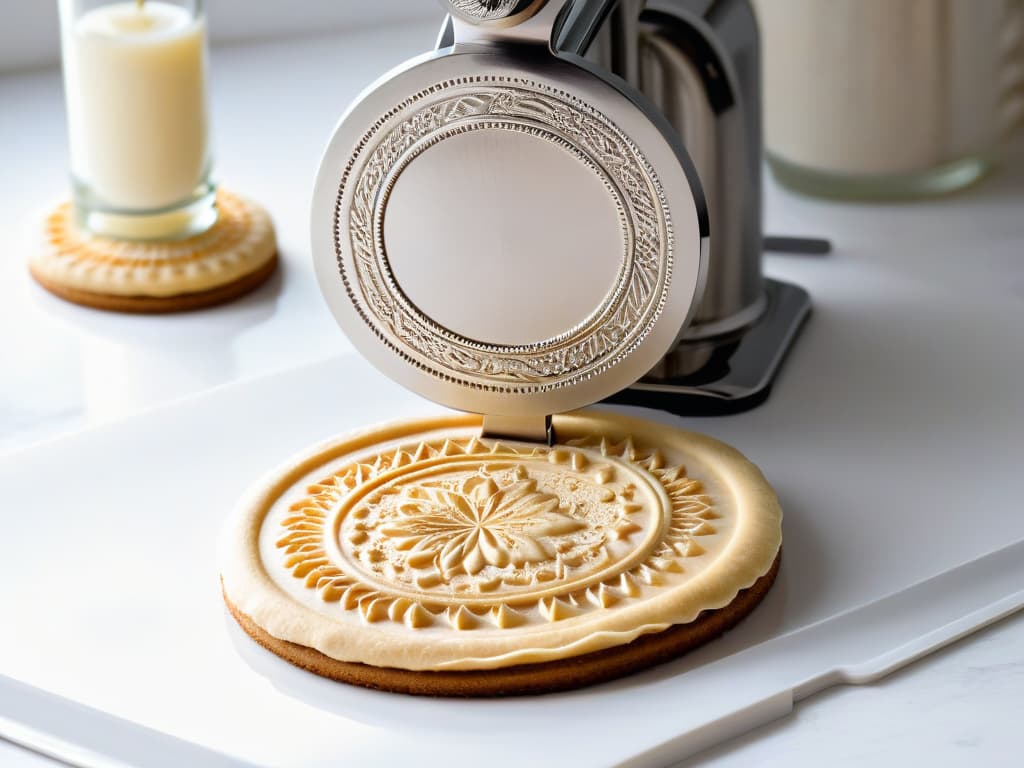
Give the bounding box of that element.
[755,0,1015,177]
[62,2,210,211]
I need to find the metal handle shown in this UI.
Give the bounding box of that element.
[441,0,579,46]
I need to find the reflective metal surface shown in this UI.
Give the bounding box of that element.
[607,277,810,415]
[312,0,708,437]
[574,0,812,411]
[585,0,764,340]
[381,125,627,347]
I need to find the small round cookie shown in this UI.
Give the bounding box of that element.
[221,411,782,695]
[29,190,277,313]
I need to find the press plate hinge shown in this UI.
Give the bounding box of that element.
[481,414,554,445]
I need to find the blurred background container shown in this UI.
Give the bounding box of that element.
[755,0,1024,198]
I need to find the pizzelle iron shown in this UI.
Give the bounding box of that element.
[224,0,788,693]
[312,0,809,436]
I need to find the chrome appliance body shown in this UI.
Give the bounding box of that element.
[581,0,812,412]
[438,0,812,414]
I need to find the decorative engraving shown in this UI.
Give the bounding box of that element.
[335,78,674,393]
[447,0,526,21]
[277,435,720,631]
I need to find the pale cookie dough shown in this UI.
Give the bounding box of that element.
[221,411,782,678]
[29,190,277,311]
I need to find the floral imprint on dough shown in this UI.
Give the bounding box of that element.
[382,475,584,579]
[277,435,721,631]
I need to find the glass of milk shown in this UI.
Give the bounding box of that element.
[58,0,215,239]
[754,0,1024,199]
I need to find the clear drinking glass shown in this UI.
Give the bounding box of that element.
[754,0,1023,199]
[58,0,216,239]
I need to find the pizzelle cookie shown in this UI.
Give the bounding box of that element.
[29,190,277,313]
[221,411,782,695]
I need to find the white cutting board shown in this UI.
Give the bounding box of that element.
[2,260,1023,767]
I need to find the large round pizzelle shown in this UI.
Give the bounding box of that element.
[220,411,782,690]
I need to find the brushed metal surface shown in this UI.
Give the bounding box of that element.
[311,3,707,420]
[575,1,812,414]
[590,0,766,340]
[382,126,626,347]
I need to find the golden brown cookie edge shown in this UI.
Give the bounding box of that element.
[223,549,780,698]
[29,253,278,314]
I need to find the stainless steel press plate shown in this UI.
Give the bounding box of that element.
[312,21,707,420]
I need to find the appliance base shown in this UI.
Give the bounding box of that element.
[607,278,811,416]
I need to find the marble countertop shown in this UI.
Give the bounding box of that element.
[1,18,1022,768]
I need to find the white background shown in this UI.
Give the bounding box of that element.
[0,0,440,73]
[1,5,1023,767]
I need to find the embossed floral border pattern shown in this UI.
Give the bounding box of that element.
[277,436,720,632]
[335,78,673,391]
